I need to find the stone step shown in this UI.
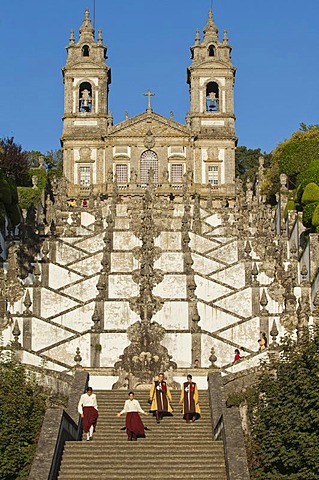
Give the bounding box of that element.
[64,444,224,454]
[59,389,227,480]
[59,472,226,480]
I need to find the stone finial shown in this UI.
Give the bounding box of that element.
[23,290,32,315]
[203,9,218,38]
[270,320,279,348]
[74,347,82,368]
[98,28,103,43]
[260,288,269,314]
[209,346,218,369]
[300,264,308,283]
[12,319,21,349]
[290,240,297,258]
[195,29,200,45]
[79,8,94,37]
[251,262,259,285]
[244,240,252,258]
[69,29,75,44]
[222,29,228,44]
[91,304,101,332]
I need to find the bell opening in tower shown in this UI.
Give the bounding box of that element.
[79,82,92,112]
[206,81,219,112]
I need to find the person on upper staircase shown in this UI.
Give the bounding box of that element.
[180,374,201,423]
[78,386,99,441]
[149,372,173,423]
[116,391,148,441]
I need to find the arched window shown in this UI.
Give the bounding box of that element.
[140,150,158,184]
[79,82,92,112]
[208,45,215,57]
[206,81,219,112]
[82,45,90,57]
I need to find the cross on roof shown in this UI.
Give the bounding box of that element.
[144,89,155,112]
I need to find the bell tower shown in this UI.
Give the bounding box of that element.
[61,9,111,195]
[187,10,236,188]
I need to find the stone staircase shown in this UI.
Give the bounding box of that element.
[58,389,227,479]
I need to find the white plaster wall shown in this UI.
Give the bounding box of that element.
[70,253,103,276]
[47,333,91,367]
[153,275,187,299]
[111,252,138,272]
[109,275,139,299]
[152,301,189,329]
[31,318,73,351]
[56,243,87,265]
[49,264,82,289]
[76,232,104,253]
[154,253,184,272]
[113,232,141,250]
[54,301,95,331]
[62,276,99,302]
[104,301,140,329]
[198,303,242,332]
[162,333,191,367]
[100,333,130,366]
[195,275,232,302]
[40,288,79,318]
[155,232,181,251]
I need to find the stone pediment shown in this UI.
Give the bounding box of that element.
[108,111,189,139]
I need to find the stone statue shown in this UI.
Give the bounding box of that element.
[31,175,38,189]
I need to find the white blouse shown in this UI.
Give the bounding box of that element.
[120,399,145,415]
[78,393,98,414]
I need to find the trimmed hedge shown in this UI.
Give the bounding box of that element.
[17,187,42,209]
[301,182,319,205]
[284,199,296,219]
[302,202,319,228]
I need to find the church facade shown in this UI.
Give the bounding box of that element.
[61,9,237,197]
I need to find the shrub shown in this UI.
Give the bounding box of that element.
[301,182,319,205]
[0,353,47,480]
[17,187,42,209]
[302,202,318,228]
[312,204,319,228]
[284,199,296,219]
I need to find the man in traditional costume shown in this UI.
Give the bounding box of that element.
[116,392,148,441]
[180,374,201,423]
[78,386,99,441]
[149,372,173,423]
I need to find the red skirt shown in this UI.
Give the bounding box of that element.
[126,412,145,438]
[82,406,98,433]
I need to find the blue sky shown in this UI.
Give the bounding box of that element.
[1,0,318,155]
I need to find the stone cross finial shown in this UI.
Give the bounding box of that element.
[144,90,155,112]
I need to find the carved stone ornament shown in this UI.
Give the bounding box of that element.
[78,147,93,163]
[143,129,155,149]
[114,319,177,386]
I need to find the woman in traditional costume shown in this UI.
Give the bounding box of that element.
[149,372,173,423]
[180,374,201,422]
[116,392,148,441]
[78,386,99,441]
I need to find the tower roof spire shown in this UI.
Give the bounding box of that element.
[79,8,95,39]
[203,8,218,40]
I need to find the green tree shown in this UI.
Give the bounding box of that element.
[249,329,319,480]
[0,352,47,480]
[272,126,319,187]
[235,146,272,184]
[0,137,29,182]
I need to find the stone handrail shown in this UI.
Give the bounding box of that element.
[208,371,250,480]
[28,370,89,480]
